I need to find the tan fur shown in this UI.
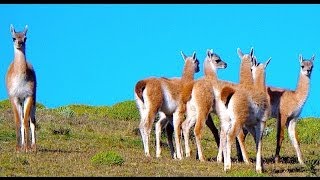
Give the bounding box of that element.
[213,51,255,164]
[6,24,37,152]
[134,51,199,159]
[219,48,270,173]
[220,86,235,107]
[238,55,314,165]
[181,49,227,161]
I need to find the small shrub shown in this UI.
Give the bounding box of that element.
[296,117,320,144]
[91,151,124,166]
[263,127,274,137]
[0,131,15,141]
[14,156,30,166]
[107,100,140,121]
[57,107,75,118]
[304,158,320,176]
[0,99,46,110]
[52,127,71,136]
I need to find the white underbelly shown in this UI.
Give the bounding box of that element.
[8,77,33,98]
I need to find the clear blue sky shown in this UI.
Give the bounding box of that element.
[0,4,319,118]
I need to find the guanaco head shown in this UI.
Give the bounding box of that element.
[237,47,255,85]
[181,51,200,73]
[237,47,254,63]
[10,24,28,50]
[206,49,227,69]
[299,54,315,77]
[251,56,271,80]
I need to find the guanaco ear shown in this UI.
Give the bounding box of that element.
[310,54,315,62]
[192,51,196,60]
[251,55,257,66]
[207,49,213,58]
[250,47,254,57]
[181,51,187,61]
[264,57,271,68]
[24,25,28,35]
[299,54,303,64]
[10,24,15,35]
[237,48,243,59]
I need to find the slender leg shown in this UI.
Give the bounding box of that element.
[275,114,287,163]
[224,120,242,172]
[155,112,167,158]
[10,97,22,152]
[217,118,230,163]
[23,97,34,152]
[255,121,266,173]
[30,103,37,151]
[287,118,304,165]
[165,118,175,159]
[182,111,196,158]
[236,127,250,164]
[173,106,185,160]
[194,113,207,161]
[139,106,157,157]
[205,114,220,147]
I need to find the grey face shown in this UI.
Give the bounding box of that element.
[12,32,27,49]
[299,55,315,77]
[300,60,314,77]
[10,25,28,50]
[207,50,227,69]
[212,54,227,69]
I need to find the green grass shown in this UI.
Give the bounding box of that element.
[0,99,319,177]
[91,151,125,166]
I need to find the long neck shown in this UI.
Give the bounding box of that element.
[239,58,253,86]
[295,72,310,103]
[254,70,266,93]
[181,61,195,82]
[13,47,28,72]
[204,60,217,81]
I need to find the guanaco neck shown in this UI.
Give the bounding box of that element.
[294,72,310,104]
[12,46,28,73]
[239,57,254,88]
[181,60,195,82]
[254,68,267,93]
[204,59,218,81]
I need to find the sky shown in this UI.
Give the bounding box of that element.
[0,4,319,118]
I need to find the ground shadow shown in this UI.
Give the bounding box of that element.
[38,147,82,153]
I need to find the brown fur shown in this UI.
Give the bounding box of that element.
[181,50,227,161]
[6,24,37,152]
[237,55,314,165]
[220,86,235,107]
[135,51,199,159]
[219,48,270,173]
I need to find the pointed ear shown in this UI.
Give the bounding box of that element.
[192,51,196,60]
[207,49,213,58]
[24,25,28,35]
[237,48,243,59]
[10,24,15,34]
[310,54,315,62]
[251,55,257,67]
[299,54,303,63]
[250,47,254,57]
[264,57,271,68]
[181,51,187,61]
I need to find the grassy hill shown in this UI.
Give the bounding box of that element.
[0,99,319,177]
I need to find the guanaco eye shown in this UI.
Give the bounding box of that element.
[301,65,304,68]
[215,59,222,63]
[12,38,16,41]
